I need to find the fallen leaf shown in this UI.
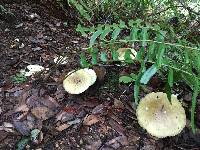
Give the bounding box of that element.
[15,104,29,113]
[16,137,30,150]
[26,114,37,129]
[56,111,75,122]
[31,129,40,142]
[63,106,77,113]
[108,118,125,135]
[31,106,50,120]
[40,95,60,109]
[0,130,8,142]
[86,140,102,150]
[56,123,70,131]
[13,120,30,136]
[0,122,15,133]
[67,118,81,125]
[114,99,124,109]
[31,129,43,144]
[92,104,105,115]
[77,97,100,108]
[106,136,128,149]
[83,114,99,126]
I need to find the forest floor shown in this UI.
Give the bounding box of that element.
[0,1,200,150]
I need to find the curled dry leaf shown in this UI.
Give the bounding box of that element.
[83,114,99,126]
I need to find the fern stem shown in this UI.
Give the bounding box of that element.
[99,39,199,51]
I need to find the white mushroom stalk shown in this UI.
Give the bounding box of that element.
[63,68,97,94]
[136,92,186,138]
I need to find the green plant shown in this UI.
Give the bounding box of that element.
[77,19,200,133]
[11,72,27,84]
[59,0,199,25]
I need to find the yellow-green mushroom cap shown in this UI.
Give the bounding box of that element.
[117,48,137,61]
[63,69,92,94]
[136,92,186,138]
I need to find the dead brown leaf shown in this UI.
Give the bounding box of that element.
[92,104,105,115]
[113,99,124,109]
[56,111,75,122]
[15,104,29,113]
[83,114,100,126]
[13,120,30,135]
[31,106,49,120]
[108,118,125,135]
[106,136,128,149]
[56,123,70,131]
[41,95,60,108]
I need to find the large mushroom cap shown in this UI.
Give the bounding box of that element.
[63,69,97,94]
[117,48,137,61]
[136,92,186,138]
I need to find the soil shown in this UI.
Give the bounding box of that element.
[0,1,200,150]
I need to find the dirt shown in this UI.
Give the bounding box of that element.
[0,1,200,150]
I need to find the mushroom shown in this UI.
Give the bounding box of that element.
[54,56,68,65]
[20,65,44,77]
[27,65,44,72]
[117,48,137,61]
[136,92,186,138]
[63,68,97,94]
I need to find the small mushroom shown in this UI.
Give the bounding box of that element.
[54,56,68,65]
[136,92,186,138]
[117,48,137,61]
[63,68,97,94]
[27,65,44,72]
[20,65,44,77]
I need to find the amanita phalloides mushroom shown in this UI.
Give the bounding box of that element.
[136,92,186,138]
